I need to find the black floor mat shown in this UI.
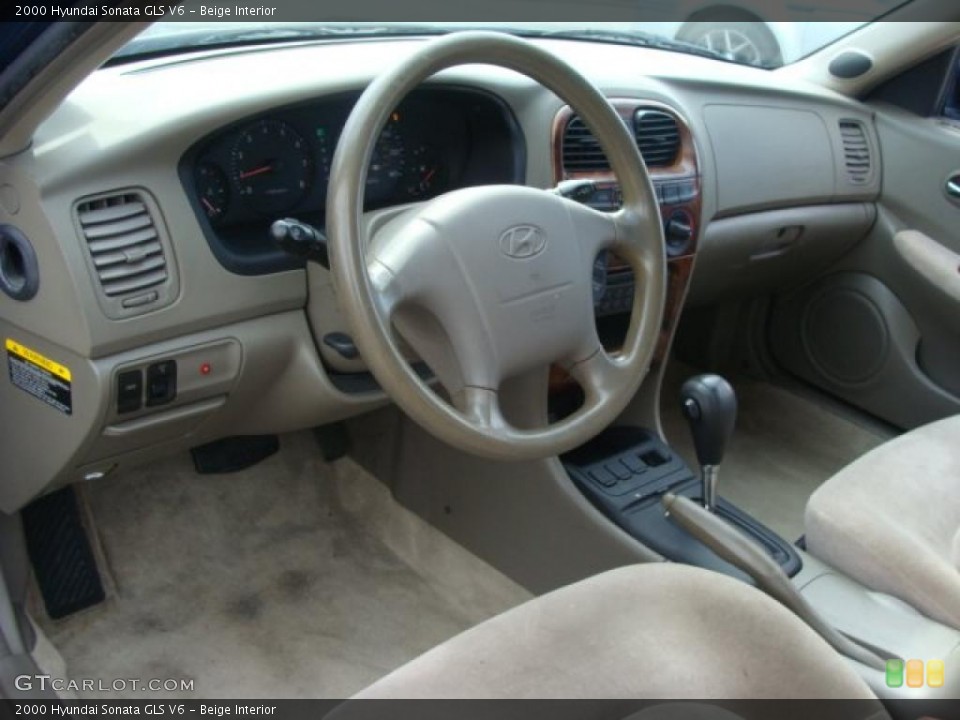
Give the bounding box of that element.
[21,486,105,619]
[191,435,280,474]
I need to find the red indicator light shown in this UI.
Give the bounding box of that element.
[200,363,212,376]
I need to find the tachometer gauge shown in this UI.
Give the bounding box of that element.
[405,145,448,199]
[195,162,229,223]
[231,120,312,215]
[366,119,405,198]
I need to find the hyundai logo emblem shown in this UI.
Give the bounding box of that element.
[498,224,547,259]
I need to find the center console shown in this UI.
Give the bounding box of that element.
[563,427,802,583]
[563,372,960,704]
[564,371,803,582]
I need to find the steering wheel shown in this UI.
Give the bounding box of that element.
[326,31,666,461]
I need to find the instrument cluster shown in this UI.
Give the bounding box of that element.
[192,89,512,227]
[182,88,523,275]
[194,106,451,224]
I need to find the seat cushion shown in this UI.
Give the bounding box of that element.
[352,563,874,699]
[806,414,960,629]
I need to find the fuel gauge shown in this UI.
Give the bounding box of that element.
[195,162,230,223]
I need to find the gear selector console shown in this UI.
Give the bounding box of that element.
[563,426,802,580]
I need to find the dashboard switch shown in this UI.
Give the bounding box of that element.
[117,370,143,414]
[270,218,329,268]
[145,360,177,407]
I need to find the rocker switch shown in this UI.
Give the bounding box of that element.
[145,360,177,407]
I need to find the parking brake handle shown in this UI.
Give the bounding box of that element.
[662,492,886,672]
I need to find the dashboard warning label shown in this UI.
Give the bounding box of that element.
[5,338,73,415]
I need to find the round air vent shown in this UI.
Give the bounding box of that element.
[0,224,39,301]
[802,287,888,386]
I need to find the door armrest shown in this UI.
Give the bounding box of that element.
[893,230,960,305]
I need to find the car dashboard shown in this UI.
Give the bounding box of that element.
[0,36,881,513]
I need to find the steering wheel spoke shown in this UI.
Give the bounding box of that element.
[566,346,624,405]
[453,386,507,431]
[560,196,621,260]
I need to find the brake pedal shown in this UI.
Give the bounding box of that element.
[191,435,280,474]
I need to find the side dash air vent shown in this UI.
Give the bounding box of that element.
[75,191,177,317]
[839,120,872,184]
[634,109,681,168]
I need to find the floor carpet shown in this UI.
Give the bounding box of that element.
[33,432,531,699]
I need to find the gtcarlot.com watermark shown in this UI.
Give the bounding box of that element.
[15,674,195,693]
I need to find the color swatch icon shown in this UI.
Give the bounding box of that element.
[885,658,945,688]
[907,659,924,688]
[928,660,945,688]
[886,659,904,687]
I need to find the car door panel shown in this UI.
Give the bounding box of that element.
[770,103,960,429]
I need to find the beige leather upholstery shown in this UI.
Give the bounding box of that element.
[806,415,960,629]
[353,564,875,699]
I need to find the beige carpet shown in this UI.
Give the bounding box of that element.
[33,432,531,699]
[660,365,890,542]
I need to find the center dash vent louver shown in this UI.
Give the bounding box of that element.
[838,120,872,184]
[633,109,681,168]
[76,191,177,317]
[561,108,681,173]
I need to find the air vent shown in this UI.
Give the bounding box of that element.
[561,108,681,173]
[839,120,872,184]
[76,193,168,299]
[562,116,610,172]
[634,110,681,168]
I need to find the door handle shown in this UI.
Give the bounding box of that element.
[947,176,960,199]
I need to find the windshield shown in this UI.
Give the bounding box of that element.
[114,12,908,70]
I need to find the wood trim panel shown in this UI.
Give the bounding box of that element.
[548,100,702,395]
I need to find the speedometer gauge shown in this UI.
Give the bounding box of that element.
[231,120,312,215]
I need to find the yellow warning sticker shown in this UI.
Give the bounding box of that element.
[5,339,72,382]
[5,338,73,415]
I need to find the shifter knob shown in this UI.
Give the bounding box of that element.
[680,374,737,510]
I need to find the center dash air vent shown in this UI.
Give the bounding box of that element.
[562,116,609,172]
[75,191,178,318]
[634,109,681,168]
[839,120,872,184]
[561,108,681,173]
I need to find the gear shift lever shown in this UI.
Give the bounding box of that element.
[679,374,737,511]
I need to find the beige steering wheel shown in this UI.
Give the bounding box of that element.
[327,31,666,461]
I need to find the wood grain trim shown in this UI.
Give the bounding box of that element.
[652,255,694,371]
[548,99,702,396]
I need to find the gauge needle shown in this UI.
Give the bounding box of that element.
[201,197,218,214]
[422,168,437,185]
[240,164,274,180]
